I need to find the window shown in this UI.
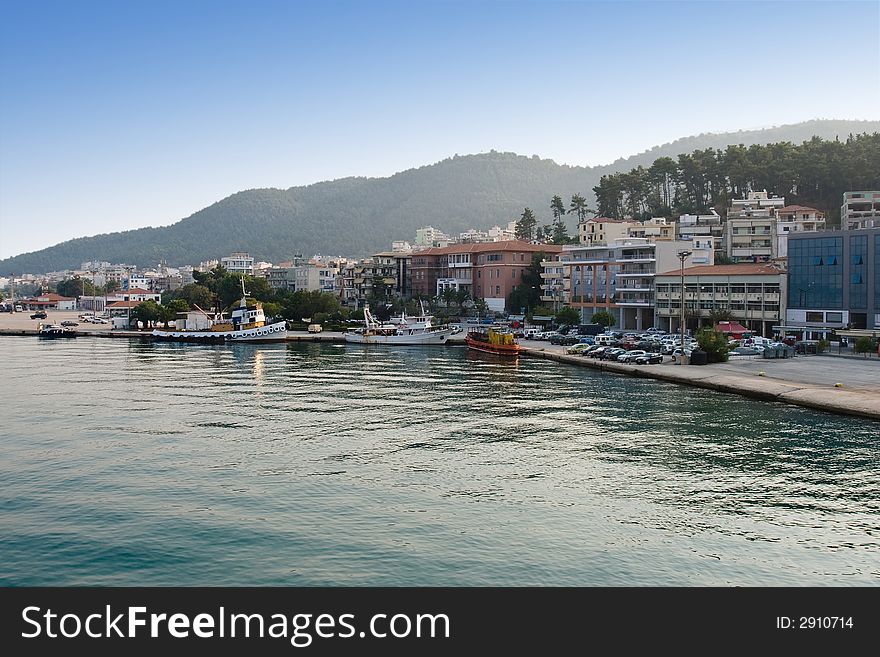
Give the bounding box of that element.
[805,312,823,322]
[812,256,823,266]
[851,273,863,284]
[826,312,843,323]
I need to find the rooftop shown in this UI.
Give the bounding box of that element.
[656,263,784,277]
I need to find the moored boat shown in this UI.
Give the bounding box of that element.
[151,277,287,343]
[465,326,520,356]
[38,324,77,338]
[344,304,458,345]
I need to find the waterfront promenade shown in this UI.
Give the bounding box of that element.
[3,310,877,421]
[523,343,880,421]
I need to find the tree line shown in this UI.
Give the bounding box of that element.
[592,133,880,224]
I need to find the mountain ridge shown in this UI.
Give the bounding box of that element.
[2,119,878,275]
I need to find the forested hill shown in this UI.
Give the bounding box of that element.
[2,119,878,274]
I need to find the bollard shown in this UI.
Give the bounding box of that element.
[834,382,843,388]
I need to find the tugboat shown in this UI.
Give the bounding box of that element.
[465,326,520,356]
[151,277,287,343]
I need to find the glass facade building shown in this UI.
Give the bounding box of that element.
[786,228,879,332]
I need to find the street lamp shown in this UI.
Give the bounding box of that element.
[677,250,692,364]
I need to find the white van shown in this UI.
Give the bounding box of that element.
[594,334,616,346]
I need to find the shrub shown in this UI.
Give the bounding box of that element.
[696,327,730,363]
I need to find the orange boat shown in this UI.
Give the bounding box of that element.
[465,327,521,356]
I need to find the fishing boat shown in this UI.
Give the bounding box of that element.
[38,324,77,339]
[151,277,287,343]
[465,326,520,356]
[344,304,458,345]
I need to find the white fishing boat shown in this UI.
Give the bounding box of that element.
[344,304,459,345]
[151,278,287,343]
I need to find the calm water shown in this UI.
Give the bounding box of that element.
[1,337,878,586]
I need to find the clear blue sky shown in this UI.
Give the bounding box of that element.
[1,0,878,260]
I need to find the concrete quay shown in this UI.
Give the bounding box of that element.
[521,345,880,422]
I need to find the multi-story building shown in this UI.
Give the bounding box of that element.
[676,212,725,261]
[840,191,880,230]
[577,217,635,246]
[411,240,561,312]
[784,227,879,336]
[627,217,676,241]
[774,205,825,257]
[724,191,788,263]
[415,226,452,248]
[542,239,706,330]
[655,263,786,337]
[266,267,297,291]
[220,252,255,276]
[294,264,340,294]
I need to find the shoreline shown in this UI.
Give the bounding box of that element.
[519,346,880,422]
[3,321,877,422]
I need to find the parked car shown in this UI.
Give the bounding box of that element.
[602,348,627,361]
[308,324,323,333]
[523,328,540,340]
[635,353,664,365]
[618,349,648,363]
[588,347,606,358]
[566,343,592,355]
[30,311,48,319]
[60,320,79,327]
[731,346,759,355]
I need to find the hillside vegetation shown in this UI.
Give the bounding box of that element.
[2,119,877,274]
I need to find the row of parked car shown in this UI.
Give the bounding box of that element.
[565,343,665,365]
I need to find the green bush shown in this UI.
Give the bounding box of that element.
[696,327,730,363]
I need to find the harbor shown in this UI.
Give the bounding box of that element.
[2,336,878,586]
[2,309,877,421]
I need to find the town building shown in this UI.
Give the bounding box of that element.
[774,205,825,257]
[840,191,880,230]
[220,252,255,276]
[577,218,635,246]
[655,263,786,338]
[541,239,708,330]
[18,292,77,311]
[627,217,676,241]
[411,240,561,313]
[415,226,452,248]
[724,190,791,263]
[783,227,879,336]
[676,212,725,261]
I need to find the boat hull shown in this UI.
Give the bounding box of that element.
[344,328,455,345]
[465,334,521,356]
[151,321,288,343]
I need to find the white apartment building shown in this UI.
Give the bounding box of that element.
[220,252,255,276]
[415,226,451,247]
[774,205,825,257]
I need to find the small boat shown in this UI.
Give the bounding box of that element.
[151,277,287,343]
[465,326,520,356]
[344,304,459,345]
[38,324,77,338]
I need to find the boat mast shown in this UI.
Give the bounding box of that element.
[239,275,248,308]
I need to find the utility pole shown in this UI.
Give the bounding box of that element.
[677,250,692,365]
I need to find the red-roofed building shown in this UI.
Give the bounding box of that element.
[654,263,787,337]
[411,240,562,312]
[20,292,76,311]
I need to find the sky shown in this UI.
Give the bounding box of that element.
[1,0,878,260]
